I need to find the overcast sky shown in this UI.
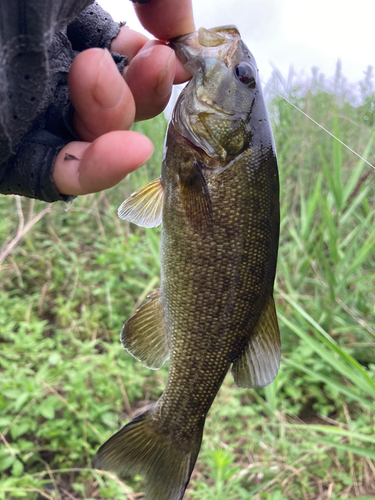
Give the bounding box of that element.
[99,0,374,84]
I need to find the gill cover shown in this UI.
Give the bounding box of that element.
[169,26,261,161]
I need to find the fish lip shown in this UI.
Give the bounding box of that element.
[168,32,196,56]
[168,32,195,45]
[196,95,235,116]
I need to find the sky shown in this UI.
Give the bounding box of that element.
[99,0,375,85]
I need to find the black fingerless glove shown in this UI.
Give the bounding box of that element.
[0,1,127,202]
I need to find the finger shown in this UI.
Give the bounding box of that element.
[110,25,149,61]
[111,25,190,84]
[173,57,191,85]
[124,41,177,121]
[69,48,136,142]
[53,131,153,195]
[133,0,195,40]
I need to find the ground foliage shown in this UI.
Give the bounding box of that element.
[1,65,375,499]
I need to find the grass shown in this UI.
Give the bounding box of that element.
[0,65,375,499]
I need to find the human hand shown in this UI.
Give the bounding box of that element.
[53,0,194,197]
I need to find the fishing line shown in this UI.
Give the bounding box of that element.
[262,81,375,172]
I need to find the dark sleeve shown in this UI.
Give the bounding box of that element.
[67,2,122,52]
[0,1,127,203]
[0,131,75,202]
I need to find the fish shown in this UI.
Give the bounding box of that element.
[94,25,281,500]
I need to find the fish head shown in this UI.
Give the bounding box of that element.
[170,26,266,162]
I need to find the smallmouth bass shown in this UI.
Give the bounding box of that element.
[95,25,280,500]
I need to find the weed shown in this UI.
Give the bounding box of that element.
[1,65,375,499]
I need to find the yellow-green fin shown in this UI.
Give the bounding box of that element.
[118,178,164,228]
[121,290,169,370]
[179,159,212,232]
[232,296,280,388]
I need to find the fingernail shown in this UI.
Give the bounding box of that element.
[156,51,175,98]
[94,49,125,108]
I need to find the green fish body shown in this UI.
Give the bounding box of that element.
[95,26,280,500]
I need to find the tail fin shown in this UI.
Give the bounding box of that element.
[94,408,203,500]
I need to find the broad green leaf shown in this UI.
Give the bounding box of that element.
[0,455,15,472]
[11,460,24,478]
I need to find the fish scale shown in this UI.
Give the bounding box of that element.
[159,151,277,436]
[95,25,281,500]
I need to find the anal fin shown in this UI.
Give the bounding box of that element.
[121,289,169,369]
[118,178,164,228]
[232,296,280,388]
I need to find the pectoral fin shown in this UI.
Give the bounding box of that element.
[232,296,280,388]
[118,178,164,228]
[121,290,169,369]
[179,159,212,232]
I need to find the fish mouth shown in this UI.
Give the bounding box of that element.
[170,25,240,45]
[168,32,196,66]
[169,31,194,45]
[169,26,241,70]
[170,27,241,116]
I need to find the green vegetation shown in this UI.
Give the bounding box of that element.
[1,66,375,499]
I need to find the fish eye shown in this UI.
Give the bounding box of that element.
[234,63,256,88]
